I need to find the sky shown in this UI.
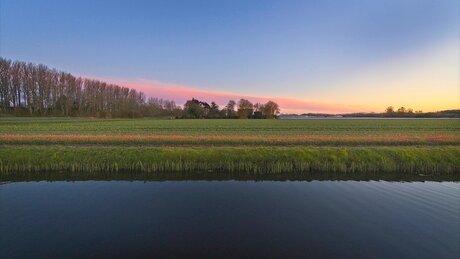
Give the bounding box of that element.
[0,0,459,113]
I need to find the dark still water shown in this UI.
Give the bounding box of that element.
[1,180,459,258]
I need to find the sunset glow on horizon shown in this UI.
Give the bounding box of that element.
[108,38,459,114]
[107,78,367,114]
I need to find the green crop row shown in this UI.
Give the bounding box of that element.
[1,146,459,175]
[1,118,459,136]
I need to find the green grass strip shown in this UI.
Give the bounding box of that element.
[0,146,459,175]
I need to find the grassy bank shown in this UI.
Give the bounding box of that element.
[1,146,459,175]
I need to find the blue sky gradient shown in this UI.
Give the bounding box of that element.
[1,0,458,112]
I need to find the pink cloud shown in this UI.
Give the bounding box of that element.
[105,78,367,114]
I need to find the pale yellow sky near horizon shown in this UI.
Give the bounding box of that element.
[105,40,459,114]
[305,40,460,112]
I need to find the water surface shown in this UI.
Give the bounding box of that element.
[1,180,459,258]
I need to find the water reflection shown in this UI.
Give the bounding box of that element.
[1,180,459,258]
[1,171,459,183]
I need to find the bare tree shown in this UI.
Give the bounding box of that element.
[237,99,253,119]
[262,100,280,119]
[224,100,236,118]
[385,106,394,113]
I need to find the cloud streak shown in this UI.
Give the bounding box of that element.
[105,78,366,114]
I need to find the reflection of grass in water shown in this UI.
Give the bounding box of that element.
[2,171,459,182]
[1,146,458,175]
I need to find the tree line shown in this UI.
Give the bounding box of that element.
[183,98,279,119]
[0,58,280,118]
[384,106,423,117]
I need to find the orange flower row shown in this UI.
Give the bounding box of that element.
[0,135,457,142]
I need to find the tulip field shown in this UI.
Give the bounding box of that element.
[0,117,459,175]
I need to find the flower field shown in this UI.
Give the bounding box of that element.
[0,134,458,146]
[0,117,459,175]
